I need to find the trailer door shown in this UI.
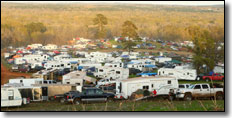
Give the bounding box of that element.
[42,87,48,101]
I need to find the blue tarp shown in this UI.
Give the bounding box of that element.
[78,66,83,70]
[145,65,157,68]
[70,61,78,64]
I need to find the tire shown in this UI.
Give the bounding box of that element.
[184,93,192,101]
[73,98,81,105]
[216,93,223,100]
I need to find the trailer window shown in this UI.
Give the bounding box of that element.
[114,65,117,67]
[168,80,171,84]
[151,84,154,88]
[143,86,149,90]
[99,69,103,72]
[194,85,201,89]
[61,64,64,67]
[8,90,14,100]
[179,85,185,88]
[187,72,189,75]
[168,73,173,75]
[116,71,121,74]
[202,85,209,89]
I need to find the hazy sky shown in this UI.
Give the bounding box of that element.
[3,1,224,6]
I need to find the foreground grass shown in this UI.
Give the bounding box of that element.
[1,100,224,111]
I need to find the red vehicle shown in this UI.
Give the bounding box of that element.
[202,73,224,82]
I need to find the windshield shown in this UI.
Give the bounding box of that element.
[189,85,195,89]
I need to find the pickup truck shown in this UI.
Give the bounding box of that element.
[136,71,157,76]
[64,87,115,105]
[176,84,224,101]
[202,73,224,82]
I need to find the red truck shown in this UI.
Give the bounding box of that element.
[202,73,224,82]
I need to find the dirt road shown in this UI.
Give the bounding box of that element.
[1,64,31,85]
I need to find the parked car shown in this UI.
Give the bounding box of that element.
[11,65,19,72]
[30,66,45,72]
[201,73,224,82]
[129,68,142,75]
[176,83,224,101]
[65,87,115,104]
[136,71,157,76]
[18,65,30,73]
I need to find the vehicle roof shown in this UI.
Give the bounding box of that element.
[121,76,176,82]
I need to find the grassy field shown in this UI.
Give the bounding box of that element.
[1,99,224,111]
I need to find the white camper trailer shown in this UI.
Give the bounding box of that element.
[115,76,178,99]
[158,68,197,80]
[94,66,129,80]
[44,61,71,70]
[155,57,172,63]
[105,62,124,68]
[1,86,23,107]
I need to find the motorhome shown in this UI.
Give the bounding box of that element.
[94,66,129,80]
[115,76,178,99]
[158,67,197,80]
[1,86,24,107]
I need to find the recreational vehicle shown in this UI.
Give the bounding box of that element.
[115,76,178,99]
[94,66,129,80]
[158,67,197,80]
[44,61,71,70]
[155,57,172,63]
[1,86,25,107]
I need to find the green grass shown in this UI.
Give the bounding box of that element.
[1,100,224,111]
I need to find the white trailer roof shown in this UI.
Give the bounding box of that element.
[121,76,176,82]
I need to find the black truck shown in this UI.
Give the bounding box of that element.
[64,87,115,104]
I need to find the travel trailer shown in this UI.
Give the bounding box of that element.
[44,61,72,70]
[14,54,50,65]
[62,71,96,85]
[155,57,172,63]
[1,86,27,107]
[42,44,58,50]
[9,78,44,86]
[158,67,197,80]
[94,66,129,80]
[115,76,178,99]
[77,63,101,71]
[105,62,124,68]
